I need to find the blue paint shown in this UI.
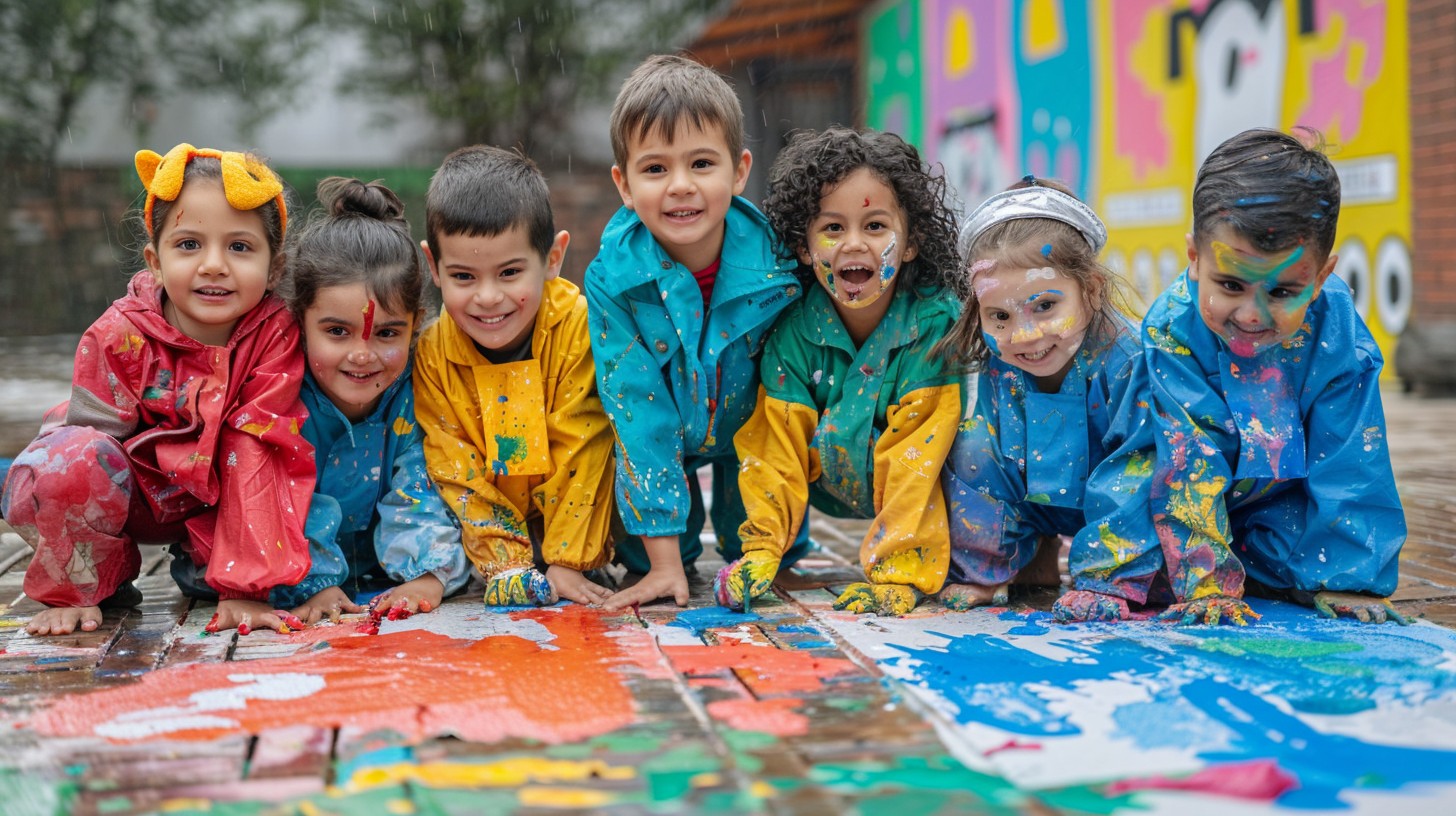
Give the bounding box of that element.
[998,609,1053,636]
[668,606,761,635]
[1041,244,1052,257]
[1235,194,1282,207]
[775,624,822,634]
[982,332,1001,357]
[889,600,1456,807]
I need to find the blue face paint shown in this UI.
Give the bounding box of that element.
[982,331,1001,356]
[1041,244,1053,257]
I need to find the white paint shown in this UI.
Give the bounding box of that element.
[93,673,326,739]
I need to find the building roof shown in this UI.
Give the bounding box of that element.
[687,0,871,71]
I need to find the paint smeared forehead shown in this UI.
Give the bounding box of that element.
[1211,240,1307,283]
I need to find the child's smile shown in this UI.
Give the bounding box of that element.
[974,261,1089,392]
[1187,225,1335,357]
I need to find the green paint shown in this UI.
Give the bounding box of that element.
[1,769,75,816]
[721,728,780,774]
[494,434,527,464]
[1199,637,1360,660]
[809,755,1027,810]
[413,787,520,815]
[547,725,670,758]
[825,697,871,712]
[1035,784,1142,814]
[1027,493,1053,505]
[641,743,723,801]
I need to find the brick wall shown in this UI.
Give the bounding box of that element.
[1409,0,1456,320]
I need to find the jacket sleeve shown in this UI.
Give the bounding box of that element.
[375,427,471,595]
[534,318,616,571]
[64,313,143,439]
[412,344,533,580]
[1071,358,1166,603]
[584,277,691,536]
[201,316,315,601]
[734,384,820,560]
[269,493,350,609]
[943,375,1042,586]
[1265,350,1405,594]
[862,381,959,594]
[1145,347,1246,603]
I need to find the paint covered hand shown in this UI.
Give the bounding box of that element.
[1155,594,1261,627]
[713,551,781,612]
[291,585,364,626]
[1313,591,1411,625]
[939,582,1010,611]
[546,564,614,606]
[1052,589,1132,623]
[483,567,558,607]
[832,582,923,616]
[373,573,445,617]
[206,599,297,636]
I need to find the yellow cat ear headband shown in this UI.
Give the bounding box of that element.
[135,143,288,239]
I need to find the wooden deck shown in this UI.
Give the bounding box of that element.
[0,386,1453,815]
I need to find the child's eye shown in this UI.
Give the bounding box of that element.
[500,267,523,279]
[325,326,349,338]
[643,163,666,174]
[1269,287,1298,300]
[1034,299,1058,313]
[448,271,475,282]
[820,223,843,234]
[866,221,886,232]
[177,238,201,251]
[375,328,402,339]
[1219,280,1245,293]
[692,158,713,169]
[229,240,251,252]
[987,310,1010,322]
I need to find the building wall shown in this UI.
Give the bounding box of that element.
[1409,0,1456,321]
[863,0,1415,367]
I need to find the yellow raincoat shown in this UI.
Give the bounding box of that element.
[413,277,616,578]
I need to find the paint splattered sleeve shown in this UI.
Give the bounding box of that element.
[734,383,822,561]
[412,331,534,580]
[1071,357,1167,603]
[1275,348,1405,594]
[201,315,315,601]
[863,379,959,594]
[64,310,145,439]
[1146,348,1247,604]
[535,307,616,571]
[375,422,471,596]
[270,493,350,609]
[584,277,690,537]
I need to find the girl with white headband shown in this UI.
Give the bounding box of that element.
[934,176,1148,621]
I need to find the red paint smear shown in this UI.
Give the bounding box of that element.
[661,643,856,696]
[1106,759,1297,801]
[705,697,808,736]
[361,299,376,340]
[982,738,1042,757]
[29,605,651,745]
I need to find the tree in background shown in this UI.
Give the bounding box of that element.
[329,0,716,164]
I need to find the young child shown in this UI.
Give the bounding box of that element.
[715,127,964,616]
[270,177,469,624]
[934,177,1149,612]
[1071,128,1408,625]
[586,54,807,610]
[1,143,314,635]
[415,145,616,607]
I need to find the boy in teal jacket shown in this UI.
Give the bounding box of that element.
[587,55,806,609]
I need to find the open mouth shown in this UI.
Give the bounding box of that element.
[1017,347,1053,363]
[473,313,512,326]
[665,208,702,222]
[195,287,233,299]
[837,264,874,286]
[342,370,380,383]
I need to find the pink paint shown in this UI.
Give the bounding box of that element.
[705,697,808,736]
[662,643,857,696]
[982,738,1042,757]
[1111,0,1173,177]
[1107,759,1297,801]
[1296,0,1386,141]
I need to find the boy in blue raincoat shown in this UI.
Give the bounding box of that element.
[587,55,807,610]
[1070,128,1407,625]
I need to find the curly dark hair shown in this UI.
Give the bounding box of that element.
[762,128,961,300]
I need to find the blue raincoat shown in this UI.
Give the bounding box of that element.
[585,196,802,567]
[1074,271,1405,602]
[943,318,1146,587]
[271,364,469,608]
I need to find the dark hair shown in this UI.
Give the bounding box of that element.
[283,177,424,321]
[763,127,961,301]
[936,177,1139,367]
[424,145,554,262]
[147,153,288,257]
[609,54,745,170]
[1192,127,1340,260]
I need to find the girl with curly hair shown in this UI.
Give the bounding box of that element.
[715,127,964,616]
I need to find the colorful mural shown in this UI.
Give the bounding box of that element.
[863,0,1412,362]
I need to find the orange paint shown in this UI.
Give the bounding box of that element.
[30,606,652,745]
[661,643,857,696]
[705,697,808,736]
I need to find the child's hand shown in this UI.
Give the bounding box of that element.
[1053,589,1133,623]
[26,605,104,636]
[602,563,690,611]
[1313,590,1410,625]
[832,582,922,616]
[483,567,558,607]
[546,565,614,606]
[939,582,1010,611]
[207,599,302,635]
[373,574,446,618]
[1154,594,1260,626]
[291,586,364,626]
[713,551,781,611]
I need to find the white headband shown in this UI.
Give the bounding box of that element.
[959,183,1108,259]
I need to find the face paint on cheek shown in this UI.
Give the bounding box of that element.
[878,233,899,287]
[812,254,835,295]
[982,331,1001,357]
[361,299,376,340]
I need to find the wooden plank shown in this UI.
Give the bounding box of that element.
[246,724,334,780]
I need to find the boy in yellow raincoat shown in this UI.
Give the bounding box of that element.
[414,146,617,606]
